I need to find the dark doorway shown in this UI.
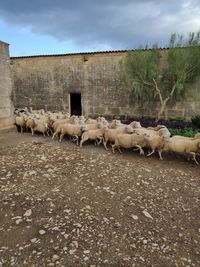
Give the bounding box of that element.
[70,93,82,116]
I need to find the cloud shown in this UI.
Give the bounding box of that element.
[1,0,200,51]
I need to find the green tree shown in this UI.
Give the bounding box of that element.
[121,32,200,119]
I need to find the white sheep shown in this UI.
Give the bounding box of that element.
[85,118,97,124]
[15,114,27,133]
[133,125,171,138]
[59,124,83,144]
[172,133,200,140]
[163,136,200,164]
[103,125,134,150]
[143,130,171,160]
[80,124,107,147]
[52,117,81,140]
[129,121,142,128]
[108,119,122,129]
[25,117,35,135]
[112,133,147,155]
[33,119,49,137]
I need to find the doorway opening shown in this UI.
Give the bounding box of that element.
[70,93,82,116]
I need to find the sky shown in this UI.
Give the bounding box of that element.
[0,0,200,57]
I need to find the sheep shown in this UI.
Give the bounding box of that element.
[129,121,142,129]
[112,133,147,155]
[85,118,97,124]
[52,119,70,132]
[103,125,134,150]
[79,115,86,124]
[33,120,49,137]
[82,123,100,131]
[25,117,36,135]
[108,119,122,129]
[143,131,171,160]
[147,125,166,131]
[80,124,107,147]
[52,117,80,139]
[59,124,84,144]
[133,125,171,138]
[15,114,27,133]
[163,137,200,164]
[97,116,108,125]
[172,133,200,140]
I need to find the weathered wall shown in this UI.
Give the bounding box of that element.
[11,50,200,118]
[0,40,15,131]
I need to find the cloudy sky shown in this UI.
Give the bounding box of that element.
[0,0,200,56]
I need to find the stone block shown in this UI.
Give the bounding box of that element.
[0,97,10,108]
[0,108,11,118]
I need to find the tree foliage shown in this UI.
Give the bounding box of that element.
[121,31,200,119]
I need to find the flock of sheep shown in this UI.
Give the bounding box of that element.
[14,108,200,165]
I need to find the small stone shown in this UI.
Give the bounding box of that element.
[73,223,82,228]
[64,234,69,239]
[52,254,60,263]
[39,230,46,235]
[72,241,78,248]
[69,249,76,255]
[142,210,153,219]
[131,214,138,220]
[15,219,23,225]
[31,238,37,243]
[24,209,32,217]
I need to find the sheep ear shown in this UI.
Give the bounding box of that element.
[158,130,163,136]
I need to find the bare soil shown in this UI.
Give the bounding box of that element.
[0,132,200,267]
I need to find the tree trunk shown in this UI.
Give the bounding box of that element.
[156,98,169,121]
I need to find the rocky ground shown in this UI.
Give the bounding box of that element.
[0,132,200,267]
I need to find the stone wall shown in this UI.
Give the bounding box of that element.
[11,50,200,119]
[0,40,15,131]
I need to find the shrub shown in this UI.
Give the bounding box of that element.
[122,116,198,130]
[169,128,199,137]
[191,115,200,128]
[169,116,186,122]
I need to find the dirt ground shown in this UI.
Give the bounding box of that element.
[0,132,200,267]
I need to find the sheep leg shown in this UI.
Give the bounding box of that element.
[111,144,116,153]
[97,137,103,146]
[43,132,46,137]
[20,126,23,133]
[48,127,53,136]
[75,135,79,145]
[80,137,87,147]
[52,131,57,140]
[31,128,34,136]
[189,152,199,165]
[117,147,122,153]
[95,138,100,146]
[136,145,144,155]
[60,133,64,143]
[158,149,163,160]
[147,149,155,157]
[103,140,108,150]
